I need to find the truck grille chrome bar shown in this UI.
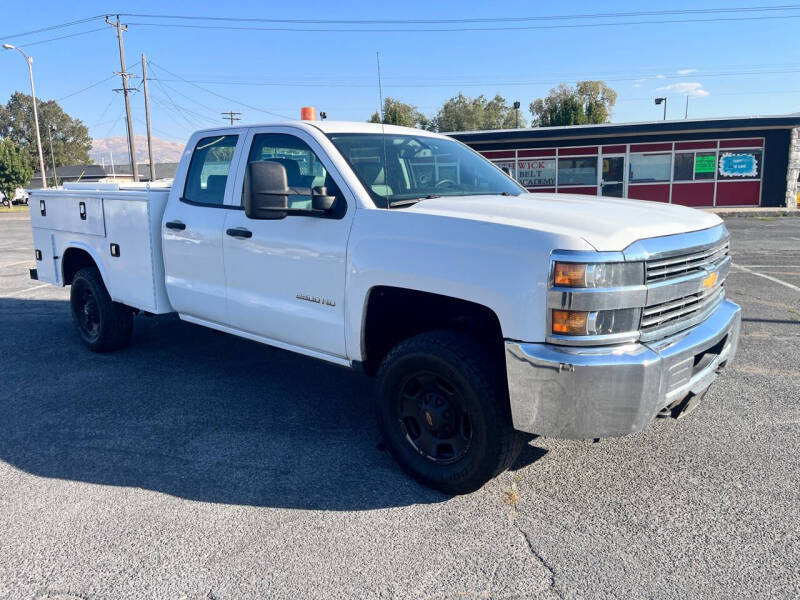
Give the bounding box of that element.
[645,240,729,283]
[642,285,725,331]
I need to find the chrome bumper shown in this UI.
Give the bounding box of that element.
[505,299,741,439]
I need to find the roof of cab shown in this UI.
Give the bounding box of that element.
[191,120,446,138]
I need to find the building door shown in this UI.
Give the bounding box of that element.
[601,155,626,197]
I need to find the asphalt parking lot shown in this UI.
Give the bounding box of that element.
[1,212,798,599]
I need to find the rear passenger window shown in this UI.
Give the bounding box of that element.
[182,135,238,206]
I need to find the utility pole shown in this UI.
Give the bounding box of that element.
[106,15,139,181]
[141,54,155,181]
[46,124,58,186]
[222,111,241,126]
[685,95,689,119]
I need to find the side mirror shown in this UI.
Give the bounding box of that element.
[501,166,512,177]
[311,186,337,212]
[244,161,289,220]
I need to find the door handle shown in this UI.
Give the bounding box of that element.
[165,220,186,230]
[226,227,253,239]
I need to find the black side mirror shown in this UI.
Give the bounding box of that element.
[501,166,512,177]
[311,186,337,212]
[244,161,289,220]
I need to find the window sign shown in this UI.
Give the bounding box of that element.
[719,152,758,178]
[518,159,556,187]
[694,154,716,174]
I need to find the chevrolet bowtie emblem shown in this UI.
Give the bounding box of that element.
[702,271,718,289]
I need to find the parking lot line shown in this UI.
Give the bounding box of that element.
[0,283,49,297]
[732,263,800,292]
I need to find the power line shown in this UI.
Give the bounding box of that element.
[12,27,108,48]
[0,15,104,40]
[118,5,800,25]
[221,110,241,125]
[57,74,117,101]
[146,66,800,89]
[125,12,800,33]
[148,60,292,119]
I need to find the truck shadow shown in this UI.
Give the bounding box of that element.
[0,298,546,510]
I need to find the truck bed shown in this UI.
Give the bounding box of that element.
[29,182,174,314]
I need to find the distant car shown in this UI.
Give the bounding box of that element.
[1,191,28,207]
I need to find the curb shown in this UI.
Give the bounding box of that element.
[709,209,800,218]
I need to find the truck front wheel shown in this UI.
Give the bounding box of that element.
[376,330,523,495]
[70,266,133,352]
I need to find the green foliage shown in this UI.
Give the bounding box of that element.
[0,138,33,201]
[0,91,92,173]
[369,98,429,129]
[529,81,618,127]
[431,93,525,132]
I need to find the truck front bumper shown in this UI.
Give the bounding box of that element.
[504,299,741,439]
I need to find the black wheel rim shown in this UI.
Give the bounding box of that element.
[397,370,472,464]
[77,287,101,340]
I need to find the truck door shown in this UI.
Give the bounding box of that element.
[162,133,242,325]
[222,129,353,359]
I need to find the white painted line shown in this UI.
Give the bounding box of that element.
[737,265,800,268]
[0,283,49,297]
[731,263,800,292]
[0,260,33,267]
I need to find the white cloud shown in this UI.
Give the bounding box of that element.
[655,74,666,79]
[655,82,710,97]
[676,68,699,75]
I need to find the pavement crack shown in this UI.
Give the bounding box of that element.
[505,479,564,599]
[512,518,564,600]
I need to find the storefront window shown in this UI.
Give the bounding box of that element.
[718,150,762,180]
[518,159,556,187]
[629,153,671,183]
[558,157,597,186]
[673,153,694,181]
[694,152,717,180]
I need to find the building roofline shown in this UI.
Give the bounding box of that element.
[448,114,800,143]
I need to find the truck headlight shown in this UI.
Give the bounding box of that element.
[552,308,641,336]
[553,261,644,288]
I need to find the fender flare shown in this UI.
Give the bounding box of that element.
[61,241,110,287]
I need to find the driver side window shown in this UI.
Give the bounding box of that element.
[243,133,332,211]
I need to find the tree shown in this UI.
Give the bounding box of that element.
[0,92,92,173]
[0,139,33,205]
[369,98,428,129]
[431,93,525,132]
[529,81,617,127]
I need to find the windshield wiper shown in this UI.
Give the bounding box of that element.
[388,194,439,209]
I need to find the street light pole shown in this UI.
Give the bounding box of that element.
[3,44,48,188]
[654,97,667,120]
[513,101,521,128]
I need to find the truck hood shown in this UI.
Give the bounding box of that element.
[407,193,722,252]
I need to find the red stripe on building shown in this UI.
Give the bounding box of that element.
[719,138,763,149]
[558,147,598,156]
[629,143,672,152]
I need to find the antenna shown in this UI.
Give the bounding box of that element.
[376,51,390,208]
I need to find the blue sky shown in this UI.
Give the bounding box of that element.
[1,0,799,145]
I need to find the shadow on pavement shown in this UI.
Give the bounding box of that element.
[0,298,546,510]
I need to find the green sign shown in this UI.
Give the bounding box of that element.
[695,155,716,174]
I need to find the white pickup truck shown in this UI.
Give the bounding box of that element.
[27,121,740,494]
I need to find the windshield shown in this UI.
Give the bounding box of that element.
[327,133,525,208]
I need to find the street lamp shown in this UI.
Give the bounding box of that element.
[47,124,58,187]
[513,101,521,128]
[654,97,667,121]
[2,43,48,188]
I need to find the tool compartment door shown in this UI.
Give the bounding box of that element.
[30,227,59,284]
[30,194,105,237]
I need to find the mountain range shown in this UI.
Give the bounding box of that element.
[90,135,186,165]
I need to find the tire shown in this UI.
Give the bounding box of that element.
[70,266,133,352]
[376,330,523,495]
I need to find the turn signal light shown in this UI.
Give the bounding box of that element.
[553,262,587,287]
[552,310,589,335]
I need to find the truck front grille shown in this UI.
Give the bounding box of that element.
[645,240,729,283]
[641,284,725,334]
